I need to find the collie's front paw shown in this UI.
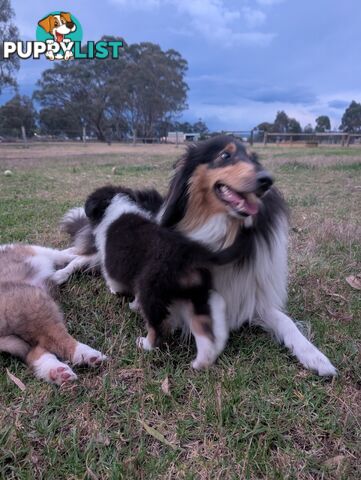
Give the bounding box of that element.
[296,344,337,376]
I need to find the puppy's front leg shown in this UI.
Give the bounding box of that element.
[136,326,158,351]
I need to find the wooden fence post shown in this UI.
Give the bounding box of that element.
[82,126,86,144]
[21,126,28,147]
[263,132,268,146]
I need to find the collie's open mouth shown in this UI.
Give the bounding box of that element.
[56,32,64,42]
[215,183,259,216]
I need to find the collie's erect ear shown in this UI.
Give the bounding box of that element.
[85,186,117,223]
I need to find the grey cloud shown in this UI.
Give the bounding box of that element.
[328,100,349,109]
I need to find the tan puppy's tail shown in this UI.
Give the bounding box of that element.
[0,335,30,361]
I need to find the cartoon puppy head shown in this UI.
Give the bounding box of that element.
[38,13,76,42]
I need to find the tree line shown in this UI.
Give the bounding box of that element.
[2,1,361,140]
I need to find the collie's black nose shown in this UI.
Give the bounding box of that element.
[66,21,75,29]
[256,172,273,194]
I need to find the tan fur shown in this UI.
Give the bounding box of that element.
[145,325,157,348]
[178,162,257,243]
[178,270,202,288]
[189,313,214,342]
[223,142,237,154]
[0,245,102,383]
[0,282,77,364]
[0,245,35,284]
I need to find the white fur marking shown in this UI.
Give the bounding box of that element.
[186,213,233,250]
[94,194,150,268]
[136,336,154,351]
[72,342,107,366]
[51,254,99,285]
[209,291,229,356]
[129,297,140,312]
[191,335,217,370]
[33,353,77,385]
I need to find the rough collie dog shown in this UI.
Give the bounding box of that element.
[62,136,336,376]
[0,244,106,385]
[84,185,248,369]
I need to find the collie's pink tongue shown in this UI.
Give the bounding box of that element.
[228,191,259,215]
[243,199,259,215]
[56,32,64,42]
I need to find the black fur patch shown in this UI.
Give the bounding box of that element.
[85,185,163,225]
[86,185,247,345]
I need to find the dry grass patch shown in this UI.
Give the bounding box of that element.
[0,142,360,479]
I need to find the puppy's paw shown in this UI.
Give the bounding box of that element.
[51,269,70,285]
[59,248,78,262]
[73,342,107,367]
[136,336,154,351]
[191,358,213,370]
[33,353,77,385]
[49,365,78,385]
[129,298,140,312]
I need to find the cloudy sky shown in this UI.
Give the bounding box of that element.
[4,0,361,130]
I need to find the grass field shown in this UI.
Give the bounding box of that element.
[0,142,360,479]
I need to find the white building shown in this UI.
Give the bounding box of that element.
[167,132,200,143]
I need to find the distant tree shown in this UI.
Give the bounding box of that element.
[274,111,289,133]
[39,106,81,138]
[0,94,37,136]
[304,123,313,133]
[315,115,331,132]
[34,39,188,141]
[288,118,302,134]
[256,121,274,132]
[119,43,188,139]
[0,0,19,94]
[34,38,127,141]
[192,119,209,137]
[173,121,193,133]
[340,101,361,133]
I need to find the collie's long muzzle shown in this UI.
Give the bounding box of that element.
[214,171,273,217]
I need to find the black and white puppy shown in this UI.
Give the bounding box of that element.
[85,185,242,369]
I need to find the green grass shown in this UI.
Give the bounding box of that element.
[0,143,360,479]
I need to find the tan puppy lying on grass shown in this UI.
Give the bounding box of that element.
[0,244,106,385]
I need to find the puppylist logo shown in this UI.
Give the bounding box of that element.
[2,11,123,61]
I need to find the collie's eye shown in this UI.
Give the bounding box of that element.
[221,152,230,160]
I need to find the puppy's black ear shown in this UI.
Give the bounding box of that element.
[134,189,164,215]
[85,186,116,223]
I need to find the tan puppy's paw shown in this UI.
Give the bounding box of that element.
[72,342,107,367]
[33,353,77,385]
